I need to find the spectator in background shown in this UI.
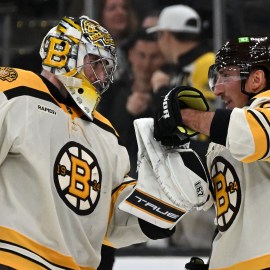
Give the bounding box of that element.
[146,4,216,252]
[98,28,164,178]
[147,4,215,101]
[147,4,216,160]
[141,10,160,29]
[96,0,138,81]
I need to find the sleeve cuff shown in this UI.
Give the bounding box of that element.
[210,109,232,146]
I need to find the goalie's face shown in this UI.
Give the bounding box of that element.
[210,65,248,109]
[82,53,114,93]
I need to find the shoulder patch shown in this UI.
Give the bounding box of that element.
[0,67,18,82]
[0,68,61,108]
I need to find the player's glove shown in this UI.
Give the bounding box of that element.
[185,257,209,270]
[154,86,209,146]
[119,118,213,229]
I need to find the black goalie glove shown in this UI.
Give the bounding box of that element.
[154,86,209,146]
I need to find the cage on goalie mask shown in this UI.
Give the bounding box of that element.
[39,16,117,120]
[208,36,270,95]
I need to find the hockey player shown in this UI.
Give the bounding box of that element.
[0,16,177,269]
[154,36,270,269]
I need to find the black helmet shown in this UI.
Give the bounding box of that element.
[209,37,270,95]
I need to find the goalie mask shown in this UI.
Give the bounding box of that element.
[40,16,117,120]
[208,36,270,96]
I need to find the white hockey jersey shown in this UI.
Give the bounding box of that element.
[0,68,149,269]
[207,90,270,269]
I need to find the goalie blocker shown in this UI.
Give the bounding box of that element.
[119,118,213,229]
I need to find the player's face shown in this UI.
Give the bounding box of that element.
[128,40,164,83]
[82,54,114,93]
[212,66,249,109]
[83,54,107,82]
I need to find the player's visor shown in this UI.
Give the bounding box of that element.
[208,65,242,91]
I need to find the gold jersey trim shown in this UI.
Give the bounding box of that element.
[0,226,95,270]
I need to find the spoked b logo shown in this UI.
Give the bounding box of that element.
[211,156,241,232]
[54,142,102,215]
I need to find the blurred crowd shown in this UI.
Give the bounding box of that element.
[1,0,269,265]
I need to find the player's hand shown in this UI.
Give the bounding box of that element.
[151,70,171,93]
[154,86,209,146]
[126,92,152,116]
[154,87,186,145]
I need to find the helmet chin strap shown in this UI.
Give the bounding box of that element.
[240,78,269,99]
[56,74,100,120]
[240,79,256,99]
[240,79,249,96]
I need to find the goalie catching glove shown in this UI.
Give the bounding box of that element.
[154,86,209,146]
[119,118,213,229]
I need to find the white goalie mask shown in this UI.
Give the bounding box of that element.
[39,16,117,120]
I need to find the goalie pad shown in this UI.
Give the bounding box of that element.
[119,118,213,229]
